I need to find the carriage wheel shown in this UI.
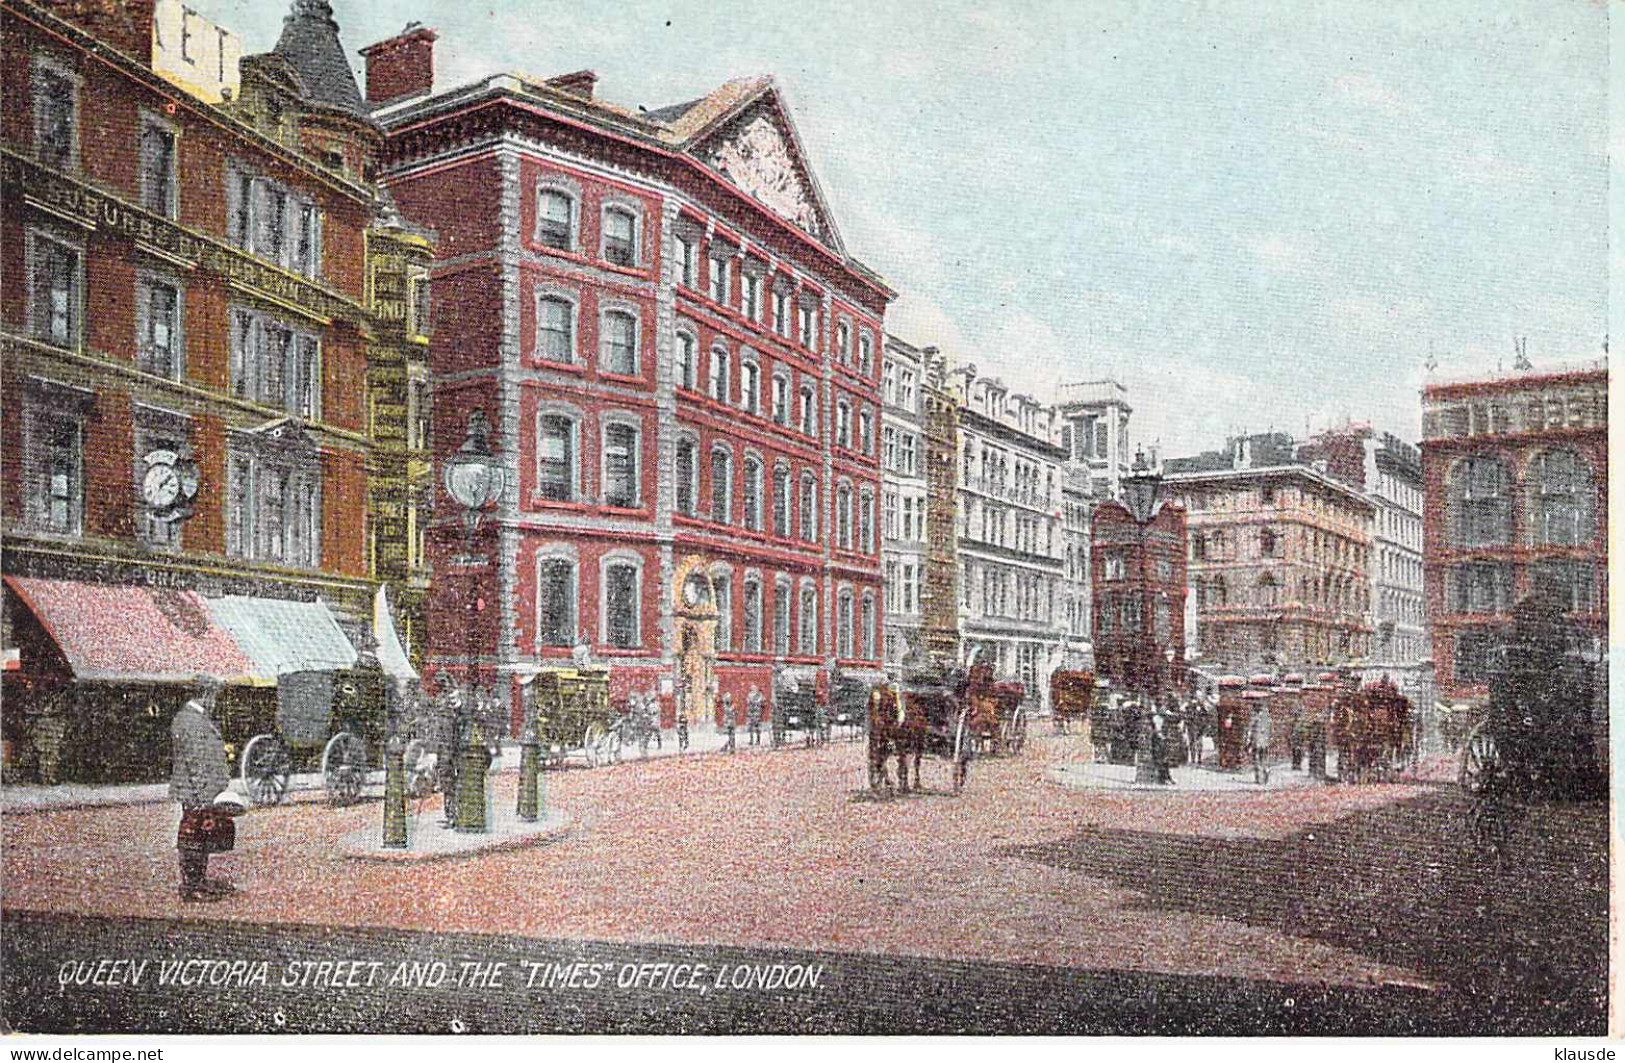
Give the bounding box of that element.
[240,734,291,807]
[1007,708,1028,755]
[322,732,369,806]
[951,709,970,794]
[583,723,604,768]
[1459,725,1500,796]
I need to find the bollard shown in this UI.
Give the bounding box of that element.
[517,724,540,823]
[383,734,408,849]
[454,718,490,833]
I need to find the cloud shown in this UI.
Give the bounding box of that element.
[886,294,970,354]
[1331,73,1419,118]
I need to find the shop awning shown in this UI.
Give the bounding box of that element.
[372,585,418,682]
[206,595,357,685]
[3,576,257,683]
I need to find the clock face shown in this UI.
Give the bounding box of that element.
[142,462,182,509]
[682,576,710,608]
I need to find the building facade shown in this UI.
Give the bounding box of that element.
[880,334,928,671]
[0,0,420,781]
[1058,464,1093,671]
[919,349,960,666]
[1089,485,1187,693]
[1420,360,1607,704]
[1165,434,1375,675]
[366,29,892,730]
[1057,378,1132,502]
[953,368,1068,706]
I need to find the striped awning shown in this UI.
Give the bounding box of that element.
[206,595,357,685]
[3,576,256,683]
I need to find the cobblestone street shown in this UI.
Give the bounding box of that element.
[2,732,1606,1030]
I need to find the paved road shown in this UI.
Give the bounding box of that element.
[2,734,1606,1034]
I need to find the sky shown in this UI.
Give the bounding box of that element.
[193,0,1611,458]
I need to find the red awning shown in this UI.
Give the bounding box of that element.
[4,576,257,683]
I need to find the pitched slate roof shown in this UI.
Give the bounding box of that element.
[273,0,367,118]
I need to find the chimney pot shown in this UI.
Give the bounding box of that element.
[546,69,599,99]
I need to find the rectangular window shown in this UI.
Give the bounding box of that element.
[898,370,916,411]
[676,332,696,389]
[36,411,82,535]
[605,564,639,647]
[677,236,698,287]
[882,427,897,471]
[537,415,575,502]
[34,65,76,170]
[740,360,760,413]
[538,559,576,646]
[711,451,732,523]
[742,272,761,319]
[900,433,917,475]
[799,387,816,436]
[771,375,789,424]
[773,288,790,335]
[603,209,636,267]
[800,478,818,542]
[798,302,817,348]
[799,588,818,656]
[603,423,638,507]
[882,490,898,539]
[773,468,791,537]
[858,335,873,375]
[539,297,574,362]
[715,573,732,652]
[140,120,177,218]
[710,348,730,403]
[836,403,851,448]
[32,235,79,348]
[601,312,637,375]
[742,462,762,531]
[138,278,183,377]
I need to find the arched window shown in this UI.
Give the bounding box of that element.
[601,205,637,267]
[836,320,851,364]
[537,552,577,646]
[1256,573,1278,607]
[709,345,730,403]
[772,465,791,537]
[773,578,792,656]
[710,447,732,524]
[739,356,760,414]
[742,575,763,653]
[601,554,642,648]
[861,592,877,659]
[799,384,817,436]
[712,567,733,652]
[536,413,577,502]
[799,584,818,656]
[537,294,575,362]
[600,309,638,375]
[742,456,764,531]
[799,474,818,542]
[675,330,697,390]
[602,421,639,508]
[837,588,854,658]
[1210,574,1227,606]
[537,187,575,250]
[674,437,697,516]
[858,488,874,553]
[1451,455,1511,546]
[836,482,853,548]
[1530,448,1592,546]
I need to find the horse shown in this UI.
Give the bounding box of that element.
[867,677,968,794]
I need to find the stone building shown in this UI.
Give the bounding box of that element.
[364,25,892,730]
[953,367,1068,706]
[1057,378,1132,502]
[1420,359,1607,706]
[1090,466,1187,693]
[1165,433,1375,674]
[880,334,928,670]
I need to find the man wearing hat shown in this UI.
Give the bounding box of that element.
[170,674,235,902]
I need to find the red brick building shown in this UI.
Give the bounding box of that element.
[1420,360,1608,703]
[365,28,892,729]
[0,0,420,781]
[1090,492,1188,694]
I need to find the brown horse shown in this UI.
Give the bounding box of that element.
[867,680,969,794]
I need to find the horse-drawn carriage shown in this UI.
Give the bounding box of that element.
[962,664,1028,756]
[522,667,617,768]
[237,667,388,806]
[1459,594,1606,849]
[772,676,820,747]
[1050,669,1095,737]
[1330,676,1416,783]
[867,665,975,794]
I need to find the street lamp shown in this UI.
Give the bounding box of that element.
[1122,449,1166,784]
[441,409,504,832]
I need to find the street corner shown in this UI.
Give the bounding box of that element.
[341,806,572,863]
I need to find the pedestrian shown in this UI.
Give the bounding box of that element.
[720,691,737,754]
[1150,704,1175,785]
[170,675,237,903]
[813,689,829,746]
[676,688,690,753]
[746,684,764,747]
[1247,698,1274,785]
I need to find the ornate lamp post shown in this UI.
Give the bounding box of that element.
[1122,450,1166,784]
[441,409,504,832]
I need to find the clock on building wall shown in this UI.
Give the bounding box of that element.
[682,574,712,609]
[140,447,200,523]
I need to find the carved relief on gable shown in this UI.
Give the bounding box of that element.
[704,113,822,237]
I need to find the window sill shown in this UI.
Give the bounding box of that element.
[599,503,649,518]
[533,356,585,374]
[596,646,648,657]
[599,369,647,386]
[529,497,592,512]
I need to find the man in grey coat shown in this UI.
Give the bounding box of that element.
[1247,699,1274,786]
[170,675,233,902]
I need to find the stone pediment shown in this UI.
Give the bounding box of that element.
[698,101,834,245]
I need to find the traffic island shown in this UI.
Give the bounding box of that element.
[341,805,571,863]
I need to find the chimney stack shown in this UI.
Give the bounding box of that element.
[546,70,598,99]
[360,22,437,106]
